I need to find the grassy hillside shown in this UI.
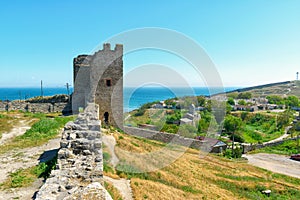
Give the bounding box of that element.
[226,80,300,97]
[103,129,300,200]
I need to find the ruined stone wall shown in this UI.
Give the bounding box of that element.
[242,137,298,153]
[72,55,91,113]
[35,104,112,200]
[0,101,71,113]
[72,44,123,129]
[124,126,226,152]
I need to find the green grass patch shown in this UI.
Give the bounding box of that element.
[33,155,57,179]
[271,173,300,186]
[0,155,57,189]
[103,151,115,174]
[116,163,150,179]
[7,168,34,188]
[242,123,284,143]
[216,174,263,182]
[0,116,74,154]
[252,140,299,155]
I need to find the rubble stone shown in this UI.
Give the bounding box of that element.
[35,104,111,200]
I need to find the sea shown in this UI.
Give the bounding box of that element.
[0,87,239,112]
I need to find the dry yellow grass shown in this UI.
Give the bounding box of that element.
[106,130,300,199]
[0,112,20,136]
[104,181,123,200]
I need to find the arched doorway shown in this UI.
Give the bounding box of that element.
[104,112,109,124]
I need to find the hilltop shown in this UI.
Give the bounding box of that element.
[224,80,300,97]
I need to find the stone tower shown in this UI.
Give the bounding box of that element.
[72,43,123,128]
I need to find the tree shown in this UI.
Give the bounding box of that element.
[198,111,218,134]
[238,99,246,105]
[277,110,292,129]
[223,115,243,156]
[223,115,242,133]
[227,97,235,106]
[285,95,300,108]
[266,95,283,104]
[197,96,206,107]
[226,104,233,114]
[292,122,300,153]
[240,111,249,121]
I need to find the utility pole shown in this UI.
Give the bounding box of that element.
[297,131,300,153]
[297,72,299,81]
[40,80,44,97]
[65,83,71,102]
[65,83,70,96]
[232,124,236,158]
[295,122,300,153]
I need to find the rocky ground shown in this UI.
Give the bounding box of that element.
[0,118,60,200]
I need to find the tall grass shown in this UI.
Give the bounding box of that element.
[105,130,300,199]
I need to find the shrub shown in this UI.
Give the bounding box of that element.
[229,134,245,143]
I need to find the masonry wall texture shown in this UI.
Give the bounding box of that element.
[0,101,70,113]
[72,44,123,128]
[35,104,112,200]
[242,137,299,153]
[124,126,226,153]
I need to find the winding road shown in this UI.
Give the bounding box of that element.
[243,153,300,178]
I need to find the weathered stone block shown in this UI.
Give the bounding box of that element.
[83,150,92,155]
[60,141,69,148]
[94,140,102,148]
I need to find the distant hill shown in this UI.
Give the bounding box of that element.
[224,80,300,97]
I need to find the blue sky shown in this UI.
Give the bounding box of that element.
[0,0,299,87]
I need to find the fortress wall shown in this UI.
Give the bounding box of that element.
[73,44,123,128]
[242,137,298,153]
[35,103,111,200]
[123,126,226,153]
[0,101,71,113]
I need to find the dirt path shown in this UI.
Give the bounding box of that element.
[0,118,35,145]
[104,176,133,200]
[263,126,292,145]
[243,153,300,178]
[102,133,134,200]
[102,134,119,167]
[0,136,61,200]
